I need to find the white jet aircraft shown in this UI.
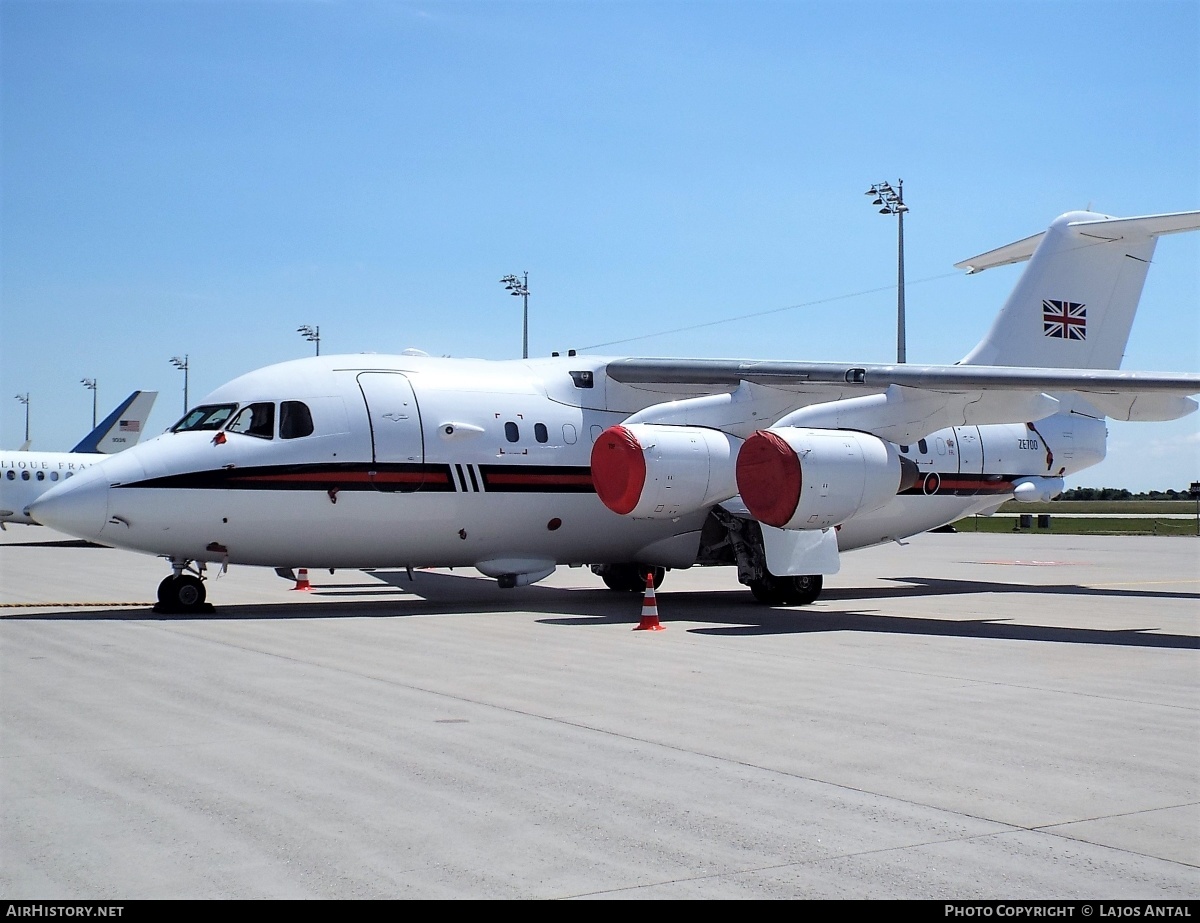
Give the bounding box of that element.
[1,390,158,527]
[29,209,1200,612]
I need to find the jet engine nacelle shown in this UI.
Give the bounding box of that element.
[736,427,917,530]
[591,424,740,519]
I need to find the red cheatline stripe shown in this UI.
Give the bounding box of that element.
[937,479,1014,491]
[485,472,594,486]
[902,477,1015,494]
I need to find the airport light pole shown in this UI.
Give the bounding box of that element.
[297,324,321,356]
[80,378,97,428]
[170,355,189,413]
[500,272,530,359]
[865,180,909,363]
[14,393,29,443]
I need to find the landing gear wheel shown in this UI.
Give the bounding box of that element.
[749,573,823,606]
[602,571,639,592]
[157,576,177,606]
[600,564,664,592]
[156,574,207,613]
[749,572,792,605]
[788,574,823,605]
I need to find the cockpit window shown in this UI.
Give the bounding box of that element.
[280,401,314,439]
[172,404,237,433]
[227,402,276,439]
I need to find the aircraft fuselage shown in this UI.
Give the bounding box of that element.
[30,354,1105,574]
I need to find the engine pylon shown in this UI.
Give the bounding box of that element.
[634,571,665,631]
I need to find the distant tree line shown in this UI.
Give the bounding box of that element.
[1058,487,1199,501]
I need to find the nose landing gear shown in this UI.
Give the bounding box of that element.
[154,560,212,614]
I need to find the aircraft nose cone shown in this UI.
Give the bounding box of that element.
[28,467,110,540]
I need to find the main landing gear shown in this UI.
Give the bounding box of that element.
[592,563,665,593]
[700,508,826,607]
[748,572,823,607]
[155,559,212,614]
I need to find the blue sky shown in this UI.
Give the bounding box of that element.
[1,0,1197,491]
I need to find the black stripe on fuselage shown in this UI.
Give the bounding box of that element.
[115,462,597,494]
[116,463,456,492]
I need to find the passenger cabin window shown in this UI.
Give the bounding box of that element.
[534,423,548,444]
[6,470,14,480]
[505,421,519,443]
[172,404,237,433]
[227,402,276,439]
[280,401,314,439]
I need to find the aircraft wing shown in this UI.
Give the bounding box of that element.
[606,358,1199,392]
[605,359,1200,439]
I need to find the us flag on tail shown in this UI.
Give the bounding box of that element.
[1043,299,1086,340]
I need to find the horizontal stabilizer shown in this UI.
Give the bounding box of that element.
[1068,210,1200,241]
[954,231,1045,274]
[955,210,1200,274]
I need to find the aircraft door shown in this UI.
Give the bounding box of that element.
[953,426,983,475]
[357,372,425,491]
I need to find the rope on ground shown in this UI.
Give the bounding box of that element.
[0,601,154,608]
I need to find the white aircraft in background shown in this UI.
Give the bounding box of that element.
[30,209,1200,612]
[1,391,158,527]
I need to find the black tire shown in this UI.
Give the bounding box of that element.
[158,575,207,612]
[789,574,823,605]
[602,572,636,592]
[749,573,791,605]
[749,573,823,606]
[601,564,663,593]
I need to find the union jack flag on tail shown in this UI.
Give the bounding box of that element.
[1042,299,1086,340]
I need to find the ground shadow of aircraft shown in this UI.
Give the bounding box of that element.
[8,569,1196,650]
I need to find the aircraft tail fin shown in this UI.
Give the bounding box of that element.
[71,391,158,454]
[959,210,1200,370]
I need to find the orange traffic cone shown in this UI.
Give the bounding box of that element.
[292,567,312,591]
[634,570,665,631]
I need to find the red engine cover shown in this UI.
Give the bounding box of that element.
[590,425,647,515]
[735,430,802,527]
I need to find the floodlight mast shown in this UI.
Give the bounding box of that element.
[170,355,189,413]
[14,393,30,443]
[297,325,321,356]
[865,179,909,363]
[80,378,97,428]
[500,272,530,359]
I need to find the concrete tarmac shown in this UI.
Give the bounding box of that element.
[1,526,1197,899]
